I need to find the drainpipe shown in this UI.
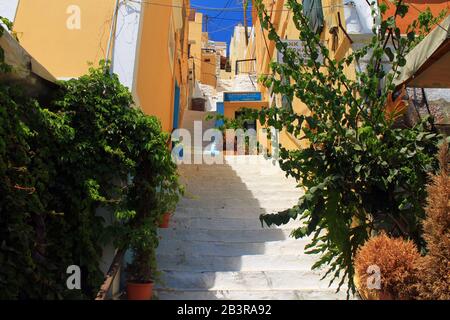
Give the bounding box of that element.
[105,0,120,73]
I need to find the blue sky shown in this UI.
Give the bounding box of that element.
[190,0,252,47]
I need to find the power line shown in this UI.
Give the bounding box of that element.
[210,0,234,19]
[128,0,251,12]
[208,24,237,34]
[127,0,338,12]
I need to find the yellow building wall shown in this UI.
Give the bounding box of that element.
[14,0,191,134]
[223,101,268,120]
[251,0,358,150]
[200,52,217,87]
[223,100,271,154]
[13,0,116,78]
[188,12,203,81]
[136,1,176,133]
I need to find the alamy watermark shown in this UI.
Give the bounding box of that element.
[171,121,280,165]
[66,5,81,30]
[66,265,81,290]
[366,264,381,290]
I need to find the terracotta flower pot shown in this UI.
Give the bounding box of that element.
[127,281,153,300]
[159,212,171,228]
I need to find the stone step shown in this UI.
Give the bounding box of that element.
[156,239,309,257]
[155,289,348,300]
[181,189,301,200]
[157,254,318,272]
[156,270,336,291]
[177,198,298,210]
[169,216,302,231]
[179,164,287,173]
[158,228,294,243]
[172,207,294,218]
[181,175,295,184]
[181,184,299,194]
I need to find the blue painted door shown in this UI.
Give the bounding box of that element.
[216,102,224,127]
[173,82,181,130]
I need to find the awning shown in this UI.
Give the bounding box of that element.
[393,14,450,88]
[0,29,57,97]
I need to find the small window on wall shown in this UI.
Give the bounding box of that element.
[302,0,324,35]
[204,58,211,62]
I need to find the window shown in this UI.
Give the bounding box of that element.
[302,0,324,35]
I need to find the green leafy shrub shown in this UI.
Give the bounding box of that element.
[0,23,181,298]
[233,0,447,296]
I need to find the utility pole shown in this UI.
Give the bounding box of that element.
[243,0,249,46]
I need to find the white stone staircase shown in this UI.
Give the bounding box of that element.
[155,155,349,300]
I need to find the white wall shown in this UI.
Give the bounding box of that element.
[343,0,377,35]
[0,0,19,23]
[112,1,143,105]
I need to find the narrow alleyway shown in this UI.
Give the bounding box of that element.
[155,155,348,299]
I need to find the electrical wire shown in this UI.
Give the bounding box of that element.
[128,0,341,12]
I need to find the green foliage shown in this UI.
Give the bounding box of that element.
[247,0,446,296]
[0,37,182,298]
[0,17,12,73]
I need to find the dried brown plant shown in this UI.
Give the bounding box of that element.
[355,233,421,300]
[415,143,450,300]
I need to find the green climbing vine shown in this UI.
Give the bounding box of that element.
[0,20,181,299]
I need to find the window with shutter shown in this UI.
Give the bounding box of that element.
[302,0,325,35]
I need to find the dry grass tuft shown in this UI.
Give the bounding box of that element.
[355,233,421,300]
[415,143,450,300]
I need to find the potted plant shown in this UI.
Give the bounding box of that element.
[157,179,184,229]
[126,218,159,300]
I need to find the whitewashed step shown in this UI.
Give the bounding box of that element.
[157,254,318,272]
[156,239,309,257]
[158,228,294,242]
[169,216,302,231]
[155,289,348,300]
[156,270,336,291]
[181,185,300,194]
[172,207,292,218]
[182,189,300,199]
[177,198,298,210]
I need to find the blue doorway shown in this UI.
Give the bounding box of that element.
[173,82,180,130]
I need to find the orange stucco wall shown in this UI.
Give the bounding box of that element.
[188,12,203,80]
[380,0,450,33]
[13,0,116,78]
[201,52,217,87]
[136,1,175,133]
[250,0,361,150]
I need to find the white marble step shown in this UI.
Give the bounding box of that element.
[181,189,301,200]
[157,254,318,272]
[168,216,303,231]
[177,198,298,210]
[158,228,294,243]
[155,289,348,300]
[172,207,294,218]
[156,270,336,291]
[156,239,309,257]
